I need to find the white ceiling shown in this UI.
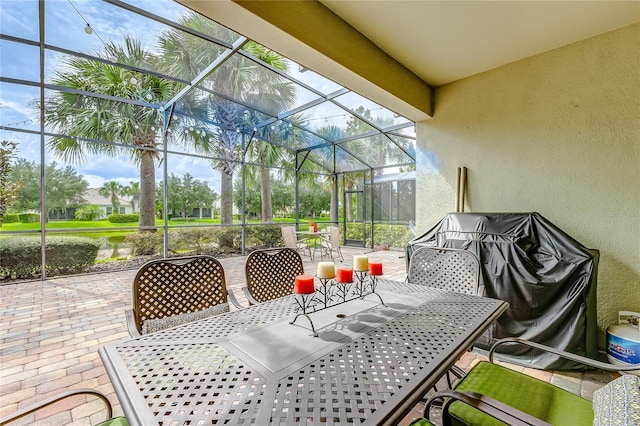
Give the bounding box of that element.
[320,1,640,87]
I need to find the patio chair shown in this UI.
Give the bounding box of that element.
[319,226,344,261]
[407,246,482,295]
[282,226,311,258]
[408,247,483,390]
[419,337,640,426]
[125,255,229,337]
[230,247,304,308]
[0,388,128,425]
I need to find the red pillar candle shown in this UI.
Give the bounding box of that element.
[369,262,383,276]
[335,268,353,283]
[295,275,315,294]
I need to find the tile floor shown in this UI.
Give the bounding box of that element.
[0,246,619,425]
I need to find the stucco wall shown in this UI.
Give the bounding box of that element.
[416,23,640,347]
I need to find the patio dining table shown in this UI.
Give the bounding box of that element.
[99,279,508,425]
[295,229,330,260]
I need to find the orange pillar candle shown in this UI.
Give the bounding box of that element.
[353,255,368,271]
[316,262,336,278]
[336,267,353,283]
[369,262,383,276]
[295,275,315,294]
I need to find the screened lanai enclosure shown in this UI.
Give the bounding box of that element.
[0,0,416,281]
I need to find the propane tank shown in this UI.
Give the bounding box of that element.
[606,311,640,376]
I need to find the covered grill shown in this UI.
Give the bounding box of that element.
[407,212,599,370]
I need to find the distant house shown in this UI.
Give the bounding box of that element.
[49,188,133,220]
[82,188,132,217]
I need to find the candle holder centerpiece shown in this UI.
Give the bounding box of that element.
[290,257,385,337]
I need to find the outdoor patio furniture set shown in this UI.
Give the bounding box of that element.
[282,225,344,262]
[1,247,637,426]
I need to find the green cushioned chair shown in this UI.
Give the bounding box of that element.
[0,388,128,426]
[447,361,592,425]
[421,338,640,426]
[408,418,437,426]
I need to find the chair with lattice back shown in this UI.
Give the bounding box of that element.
[237,247,304,307]
[125,255,229,337]
[408,246,483,391]
[407,246,482,295]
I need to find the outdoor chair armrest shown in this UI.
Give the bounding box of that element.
[424,389,552,426]
[125,309,141,338]
[241,286,262,306]
[227,288,248,310]
[0,388,114,425]
[490,338,640,372]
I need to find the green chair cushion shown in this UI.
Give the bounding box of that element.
[448,361,593,426]
[95,416,129,426]
[407,418,436,426]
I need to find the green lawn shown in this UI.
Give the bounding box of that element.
[1,217,315,239]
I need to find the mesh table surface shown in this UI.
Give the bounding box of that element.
[100,280,507,425]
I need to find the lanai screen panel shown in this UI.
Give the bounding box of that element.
[341,135,414,170]
[2,0,416,178]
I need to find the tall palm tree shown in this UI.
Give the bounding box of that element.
[245,114,309,222]
[157,13,297,224]
[99,181,124,212]
[122,181,140,213]
[315,125,345,224]
[342,107,402,222]
[43,38,179,231]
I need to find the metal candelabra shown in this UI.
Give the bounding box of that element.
[290,271,385,337]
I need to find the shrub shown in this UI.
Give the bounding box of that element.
[245,225,282,248]
[215,227,242,253]
[3,214,19,223]
[18,213,40,223]
[108,213,139,223]
[0,236,100,279]
[125,232,162,256]
[345,222,413,249]
[372,224,414,248]
[169,227,218,253]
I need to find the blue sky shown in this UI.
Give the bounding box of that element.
[0,0,226,190]
[0,0,414,192]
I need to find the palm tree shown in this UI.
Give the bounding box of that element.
[75,205,105,221]
[341,107,402,222]
[314,125,345,224]
[43,38,179,231]
[122,181,140,213]
[245,114,309,222]
[99,181,124,212]
[157,13,297,224]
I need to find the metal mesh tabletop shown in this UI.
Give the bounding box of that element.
[99,280,507,425]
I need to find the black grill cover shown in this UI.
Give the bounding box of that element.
[406,212,599,370]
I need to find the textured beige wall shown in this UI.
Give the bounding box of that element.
[416,23,640,347]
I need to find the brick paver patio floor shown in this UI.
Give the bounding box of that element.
[1,247,619,425]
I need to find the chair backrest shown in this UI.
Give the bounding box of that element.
[408,246,480,295]
[281,226,298,249]
[131,255,228,334]
[245,247,304,303]
[328,226,340,246]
